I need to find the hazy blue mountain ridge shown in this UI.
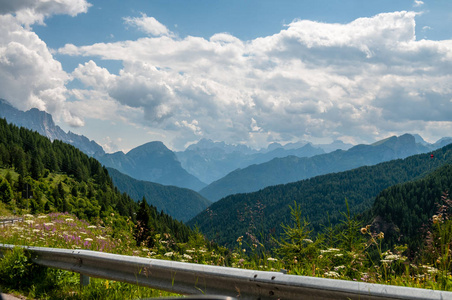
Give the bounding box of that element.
[199,134,444,201]
[176,139,338,184]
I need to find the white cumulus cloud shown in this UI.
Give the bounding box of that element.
[51,11,452,148]
[124,13,172,37]
[0,0,90,127]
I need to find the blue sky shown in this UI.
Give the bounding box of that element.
[1,0,452,152]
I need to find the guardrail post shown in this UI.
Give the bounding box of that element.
[80,273,90,288]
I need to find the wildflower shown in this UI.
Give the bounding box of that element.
[33,229,40,233]
[183,254,192,260]
[422,265,438,273]
[334,265,345,270]
[303,239,313,243]
[88,225,97,228]
[320,248,340,254]
[142,248,149,252]
[97,236,106,240]
[44,222,54,226]
[385,254,400,261]
[164,252,174,257]
[377,232,384,239]
[267,257,278,262]
[324,271,340,278]
[360,227,367,234]
[24,214,33,218]
[432,214,443,224]
[237,236,243,242]
[84,238,93,242]
[65,218,74,222]
[37,215,47,219]
[24,220,34,224]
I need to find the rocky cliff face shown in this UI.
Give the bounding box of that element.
[0,99,104,156]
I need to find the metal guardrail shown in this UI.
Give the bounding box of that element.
[0,244,451,300]
[0,218,23,227]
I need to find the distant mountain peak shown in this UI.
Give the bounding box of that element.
[0,98,104,156]
[127,141,171,156]
[96,140,206,191]
[187,138,255,154]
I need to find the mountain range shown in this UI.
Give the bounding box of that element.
[189,143,452,248]
[175,139,329,184]
[3,98,452,225]
[199,134,452,201]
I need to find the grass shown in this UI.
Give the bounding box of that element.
[1,199,451,298]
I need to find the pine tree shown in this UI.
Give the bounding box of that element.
[135,197,153,247]
[0,177,13,203]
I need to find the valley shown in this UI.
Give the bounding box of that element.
[1,103,452,297]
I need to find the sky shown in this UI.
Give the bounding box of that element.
[1,0,452,152]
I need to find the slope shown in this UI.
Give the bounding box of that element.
[369,163,452,252]
[189,143,452,248]
[0,117,192,243]
[107,167,211,222]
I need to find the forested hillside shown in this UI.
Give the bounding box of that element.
[107,167,211,222]
[190,143,452,248]
[0,118,192,244]
[370,163,452,253]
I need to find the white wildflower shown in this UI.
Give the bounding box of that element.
[324,271,340,278]
[385,254,400,260]
[267,257,278,262]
